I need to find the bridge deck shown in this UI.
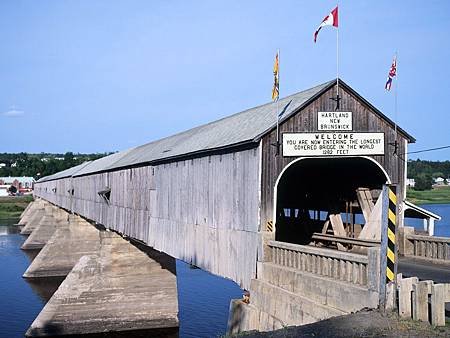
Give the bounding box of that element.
[398,256,450,283]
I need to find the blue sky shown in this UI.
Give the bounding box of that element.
[0,1,449,160]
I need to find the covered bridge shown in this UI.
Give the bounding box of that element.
[34,78,415,289]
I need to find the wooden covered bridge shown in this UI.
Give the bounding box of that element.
[31,78,449,332]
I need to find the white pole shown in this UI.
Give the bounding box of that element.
[336,3,339,102]
[276,49,280,153]
[394,52,398,147]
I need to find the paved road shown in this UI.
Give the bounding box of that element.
[398,257,450,283]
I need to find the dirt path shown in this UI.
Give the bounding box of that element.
[230,309,450,338]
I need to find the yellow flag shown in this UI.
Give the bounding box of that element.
[272,52,279,101]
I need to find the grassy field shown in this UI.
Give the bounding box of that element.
[0,195,33,219]
[406,186,450,205]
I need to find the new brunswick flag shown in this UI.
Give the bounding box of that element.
[272,51,279,101]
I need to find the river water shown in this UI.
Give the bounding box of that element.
[0,218,243,338]
[1,204,449,338]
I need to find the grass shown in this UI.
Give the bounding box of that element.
[0,195,33,219]
[406,186,450,205]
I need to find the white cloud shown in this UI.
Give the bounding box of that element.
[2,109,25,117]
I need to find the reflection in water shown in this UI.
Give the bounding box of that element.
[23,248,41,263]
[1,221,244,338]
[25,277,66,303]
[0,223,20,235]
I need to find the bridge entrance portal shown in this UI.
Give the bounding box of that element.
[274,156,390,245]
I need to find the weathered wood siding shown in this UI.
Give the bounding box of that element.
[35,148,261,289]
[260,84,408,226]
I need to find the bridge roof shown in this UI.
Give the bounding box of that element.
[40,78,415,179]
[37,161,92,182]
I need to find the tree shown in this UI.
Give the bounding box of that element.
[414,173,432,191]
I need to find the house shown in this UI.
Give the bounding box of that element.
[0,185,10,196]
[0,176,35,191]
[406,178,415,188]
[434,177,445,185]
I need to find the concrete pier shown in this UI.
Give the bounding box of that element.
[18,200,43,226]
[23,216,102,278]
[21,210,69,250]
[25,231,178,337]
[20,207,46,235]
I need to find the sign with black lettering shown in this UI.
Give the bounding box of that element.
[283,132,385,157]
[318,111,352,131]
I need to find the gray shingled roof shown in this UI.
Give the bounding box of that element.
[38,161,92,182]
[38,78,414,180]
[70,80,333,177]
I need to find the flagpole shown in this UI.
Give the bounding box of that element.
[394,51,398,139]
[276,48,280,155]
[336,2,339,108]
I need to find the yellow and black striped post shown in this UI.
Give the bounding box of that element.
[266,220,274,232]
[379,184,398,310]
[386,185,397,283]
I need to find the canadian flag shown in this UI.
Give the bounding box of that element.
[314,6,338,43]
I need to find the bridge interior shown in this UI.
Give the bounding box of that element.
[275,157,389,245]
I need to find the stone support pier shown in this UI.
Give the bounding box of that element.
[21,200,179,337]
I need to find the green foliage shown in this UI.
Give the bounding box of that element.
[408,159,450,181]
[414,173,433,191]
[408,159,450,191]
[0,195,32,219]
[407,186,450,204]
[0,152,113,179]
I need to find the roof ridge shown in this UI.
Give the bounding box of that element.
[131,79,336,150]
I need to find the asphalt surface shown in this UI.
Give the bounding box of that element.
[398,256,450,283]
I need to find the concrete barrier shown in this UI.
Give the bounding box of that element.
[399,227,450,263]
[266,240,380,289]
[229,241,382,333]
[395,274,449,327]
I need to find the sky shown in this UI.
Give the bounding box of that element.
[0,1,449,160]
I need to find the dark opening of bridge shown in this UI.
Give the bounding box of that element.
[274,157,390,245]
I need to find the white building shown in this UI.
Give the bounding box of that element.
[0,176,35,190]
[434,177,445,185]
[406,178,415,188]
[0,185,10,196]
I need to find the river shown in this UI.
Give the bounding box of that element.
[1,204,449,338]
[0,218,243,338]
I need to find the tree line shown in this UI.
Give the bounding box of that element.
[407,159,450,191]
[0,154,448,190]
[0,152,112,180]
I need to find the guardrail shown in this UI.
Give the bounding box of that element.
[267,240,380,289]
[391,275,450,326]
[407,234,450,261]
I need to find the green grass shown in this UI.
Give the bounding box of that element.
[0,195,33,219]
[406,186,450,205]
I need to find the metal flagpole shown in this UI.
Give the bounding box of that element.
[276,49,280,155]
[394,52,398,154]
[336,3,339,109]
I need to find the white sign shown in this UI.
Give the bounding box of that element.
[318,111,352,131]
[283,132,385,157]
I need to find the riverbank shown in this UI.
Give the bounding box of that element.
[406,186,450,205]
[0,196,33,219]
[228,308,449,337]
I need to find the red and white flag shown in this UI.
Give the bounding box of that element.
[314,6,338,43]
